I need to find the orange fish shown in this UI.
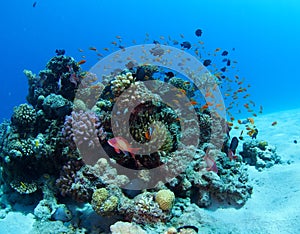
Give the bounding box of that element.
[190,100,198,106]
[78,60,86,65]
[271,121,277,126]
[227,121,234,127]
[201,103,209,110]
[144,126,154,141]
[248,117,254,124]
[108,136,140,157]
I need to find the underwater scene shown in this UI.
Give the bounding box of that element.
[0,0,299,233]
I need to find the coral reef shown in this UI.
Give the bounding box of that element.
[240,140,281,170]
[91,187,119,216]
[110,221,146,234]
[61,110,107,151]
[155,189,175,211]
[0,52,269,233]
[11,104,37,133]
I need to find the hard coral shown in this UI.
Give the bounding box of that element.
[91,187,119,216]
[155,189,175,211]
[11,104,36,132]
[56,159,104,202]
[61,110,107,150]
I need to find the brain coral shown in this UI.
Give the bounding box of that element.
[155,189,175,211]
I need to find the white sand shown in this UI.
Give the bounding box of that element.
[203,108,300,233]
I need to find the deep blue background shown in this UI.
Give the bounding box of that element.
[0,0,299,121]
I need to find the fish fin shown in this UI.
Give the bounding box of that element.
[129,147,140,155]
[114,148,121,154]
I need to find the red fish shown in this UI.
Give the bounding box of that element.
[107,136,140,157]
[204,150,218,173]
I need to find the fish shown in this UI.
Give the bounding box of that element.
[248,117,255,124]
[51,206,72,222]
[203,59,212,66]
[271,121,277,126]
[165,72,175,80]
[136,67,146,80]
[226,59,231,66]
[227,137,238,160]
[89,46,97,51]
[78,60,86,65]
[145,126,154,141]
[172,40,179,45]
[195,29,203,37]
[180,41,191,49]
[107,136,140,157]
[55,49,65,56]
[220,67,226,72]
[221,50,229,56]
[33,1,37,7]
[251,128,258,139]
[204,149,218,173]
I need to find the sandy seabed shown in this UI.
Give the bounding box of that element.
[202,108,300,233]
[0,108,299,234]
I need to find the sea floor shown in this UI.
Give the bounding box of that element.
[0,108,300,234]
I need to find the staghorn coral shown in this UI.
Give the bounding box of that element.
[61,110,107,151]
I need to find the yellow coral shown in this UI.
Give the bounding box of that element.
[155,189,175,211]
[91,188,108,210]
[91,188,119,216]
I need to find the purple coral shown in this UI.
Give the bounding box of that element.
[61,110,107,150]
[56,159,102,202]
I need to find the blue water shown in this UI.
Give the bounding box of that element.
[0,0,299,120]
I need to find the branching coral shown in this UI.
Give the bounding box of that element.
[61,110,107,150]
